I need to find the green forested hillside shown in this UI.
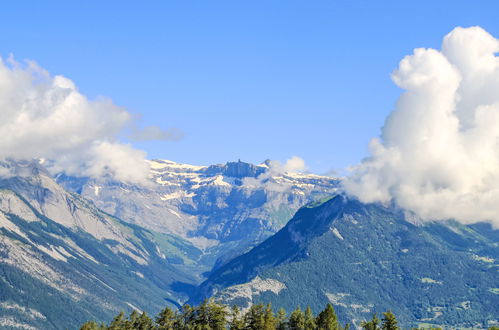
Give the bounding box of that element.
[0,168,201,329]
[192,195,499,328]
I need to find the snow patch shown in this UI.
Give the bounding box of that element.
[168,209,182,218]
[331,227,344,240]
[133,271,145,279]
[0,302,46,320]
[471,254,495,263]
[421,277,443,285]
[0,316,38,330]
[126,302,141,311]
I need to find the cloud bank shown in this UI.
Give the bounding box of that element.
[344,26,499,227]
[243,156,308,192]
[0,57,177,184]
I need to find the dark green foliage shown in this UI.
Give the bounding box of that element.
[0,187,197,330]
[193,195,498,328]
[229,305,245,330]
[361,314,380,330]
[80,321,106,330]
[263,304,277,330]
[381,311,398,330]
[316,304,339,330]
[79,301,372,330]
[276,308,287,330]
[304,306,316,329]
[245,304,266,329]
[155,306,176,329]
[288,307,305,330]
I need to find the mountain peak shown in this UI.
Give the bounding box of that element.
[206,160,266,179]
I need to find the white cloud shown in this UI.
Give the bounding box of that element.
[130,125,184,141]
[243,156,307,192]
[344,26,499,227]
[0,56,164,184]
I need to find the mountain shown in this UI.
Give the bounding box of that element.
[0,161,199,329]
[192,195,499,328]
[0,159,338,329]
[56,159,339,270]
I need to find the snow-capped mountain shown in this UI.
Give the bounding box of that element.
[57,159,339,268]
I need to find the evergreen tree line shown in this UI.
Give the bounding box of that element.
[80,299,497,330]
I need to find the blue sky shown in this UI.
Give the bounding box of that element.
[0,1,497,174]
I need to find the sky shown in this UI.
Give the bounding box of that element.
[0,1,498,175]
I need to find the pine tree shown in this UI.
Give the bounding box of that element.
[304,306,316,330]
[125,310,141,330]
[155,306,176,329]
[263,303,277,330]
[316,304,339,330]
[194,299,211,328]
[108,311,126,330]
[138,311,153,330]
[206,299,227,330]
[276,308,288,330]
[245,304,266,330]
[79,321,105,330]
[381,311,398,330]
[361,313,380,330]
[178,304,195,329]
[289,307,305,330]
[229,305,245,330]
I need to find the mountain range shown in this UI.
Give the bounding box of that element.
[0,159,497,329]
[0,159,338,329]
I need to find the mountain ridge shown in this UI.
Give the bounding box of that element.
[192,194,499,328]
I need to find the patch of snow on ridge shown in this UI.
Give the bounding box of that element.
[148,159,207,172]
[212,175,231,187]
[161,191,196,201]
[471,254,495,263]
[331,227,344,240]
[161,191,182,201]
[421,277,443,285]
[0,316,37,330]
[0,302,46,320]
[126,302,141,311]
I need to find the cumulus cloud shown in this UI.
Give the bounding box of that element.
[0,56,170,184]
[130,125,184,142]
[243,156,308,192]
[344,26,499,227]
[266,156,308,174]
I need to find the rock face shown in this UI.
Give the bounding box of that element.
[57,159,339,268]
[0,161,196,329]
[192,195,499,329]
